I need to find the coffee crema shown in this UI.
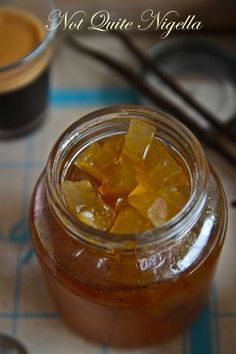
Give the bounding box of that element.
[0,7,52,137]
[0,7,45,67]
[0,7,50,94]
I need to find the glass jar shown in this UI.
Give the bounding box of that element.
[29,105,227,348]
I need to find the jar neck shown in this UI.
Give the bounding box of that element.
[46,105,209,251]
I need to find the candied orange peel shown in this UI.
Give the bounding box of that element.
[61,119,190,233]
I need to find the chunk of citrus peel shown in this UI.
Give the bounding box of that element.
[102,134,124,158]
[110,206,152,234]
[75,142,116,182]
[61,180,115,231]
[61,180,97,214]
[98,157,137,197]
[122,119,155,164]
[128,184,168,227]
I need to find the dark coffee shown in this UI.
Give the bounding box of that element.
[0,68,49,134]
[0,7,51,137]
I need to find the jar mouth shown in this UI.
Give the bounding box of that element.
[46,105,208,250]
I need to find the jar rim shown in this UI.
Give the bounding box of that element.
[46,105,208,250]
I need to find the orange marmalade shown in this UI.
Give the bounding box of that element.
[62,119,190,234]
[30,106,227,348]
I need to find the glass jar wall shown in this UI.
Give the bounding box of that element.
[29,106,227,348]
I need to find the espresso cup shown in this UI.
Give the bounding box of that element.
[0,0,57,138]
